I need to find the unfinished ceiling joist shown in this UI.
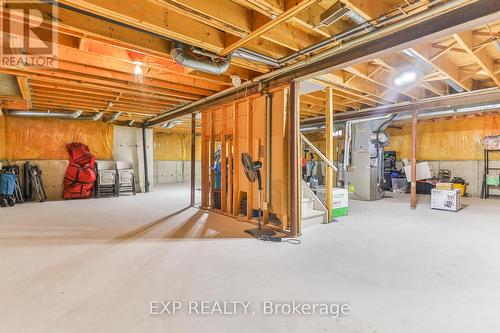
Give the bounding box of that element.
[145,0,500,126]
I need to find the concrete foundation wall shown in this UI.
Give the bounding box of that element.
[113,126,154,193]
[153,161,201,185]
[0,160,68,201]
[396,160,500,197]
[0,126,156,201]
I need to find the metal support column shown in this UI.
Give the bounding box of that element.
[410,111,418,209]
[289,81,300,237]
[142,127,150,193]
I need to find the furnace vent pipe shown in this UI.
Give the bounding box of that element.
[105,112,121,123]
[171,42,232,74]
[77,111,104,121]
[6,110,82,119]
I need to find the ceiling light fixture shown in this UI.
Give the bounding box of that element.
[133,61,143,75]
[231,74,242,87]
[132,61,144,84]
[394,71,418,87]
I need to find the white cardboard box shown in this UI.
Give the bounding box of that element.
[431,189,461,212]
[332,188,348,217]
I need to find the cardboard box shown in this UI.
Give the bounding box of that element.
[431,189,461,212]
[332,188,348,217]
[404,162,432,182]
[436,182,454,190]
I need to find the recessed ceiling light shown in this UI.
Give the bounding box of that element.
[394,71,418,87]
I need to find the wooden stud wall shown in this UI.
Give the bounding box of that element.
[200,87,290,231]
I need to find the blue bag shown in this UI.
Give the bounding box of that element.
[0,174,16,196]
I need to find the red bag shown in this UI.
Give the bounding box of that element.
[63,143,96,199]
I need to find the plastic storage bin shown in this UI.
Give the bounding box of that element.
[391,178,409,193]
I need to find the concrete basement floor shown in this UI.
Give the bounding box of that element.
[1,184,499,333]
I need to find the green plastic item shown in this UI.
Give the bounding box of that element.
[332,207,348,218]
[486,175,500,186]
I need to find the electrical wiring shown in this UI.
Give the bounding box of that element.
[257,235,302,245]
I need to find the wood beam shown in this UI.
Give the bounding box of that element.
[232,102,240,215]
[411,44,472,91]
[454,30,500,87]
[220,0,319,56]
[325,86,333,222]
[59,0,226,52]
[343,65,423,101]
[16,76,32,108]
[153,0,320,53]
[147,0,500,124]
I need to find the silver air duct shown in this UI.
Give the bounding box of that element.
[77,111,105,121]
[234,48,281,68]
[170,42,232,74]
[6,110,82,119]
[105,112,121,123]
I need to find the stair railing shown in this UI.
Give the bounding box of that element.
[300,133,338,223]
[300,134,338,172]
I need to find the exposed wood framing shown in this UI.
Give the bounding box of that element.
[325,86,334,222]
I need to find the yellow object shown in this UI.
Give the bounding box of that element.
[4,116,113,160]
[386,114,500,160]
[453,183,466,197]
[436,182,454,190]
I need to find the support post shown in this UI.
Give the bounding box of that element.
[411,111,418,209]
[201,112,209,208]
[232,103,240,215]
[325,87,334,222]
[191,112,196,206]
[142,127,150,193]
[289,81,300,237]
[265,92,273,215]
[221,107,227,212]
[246,99,253,220]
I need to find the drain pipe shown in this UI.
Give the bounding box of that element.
[142,126,150,193]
